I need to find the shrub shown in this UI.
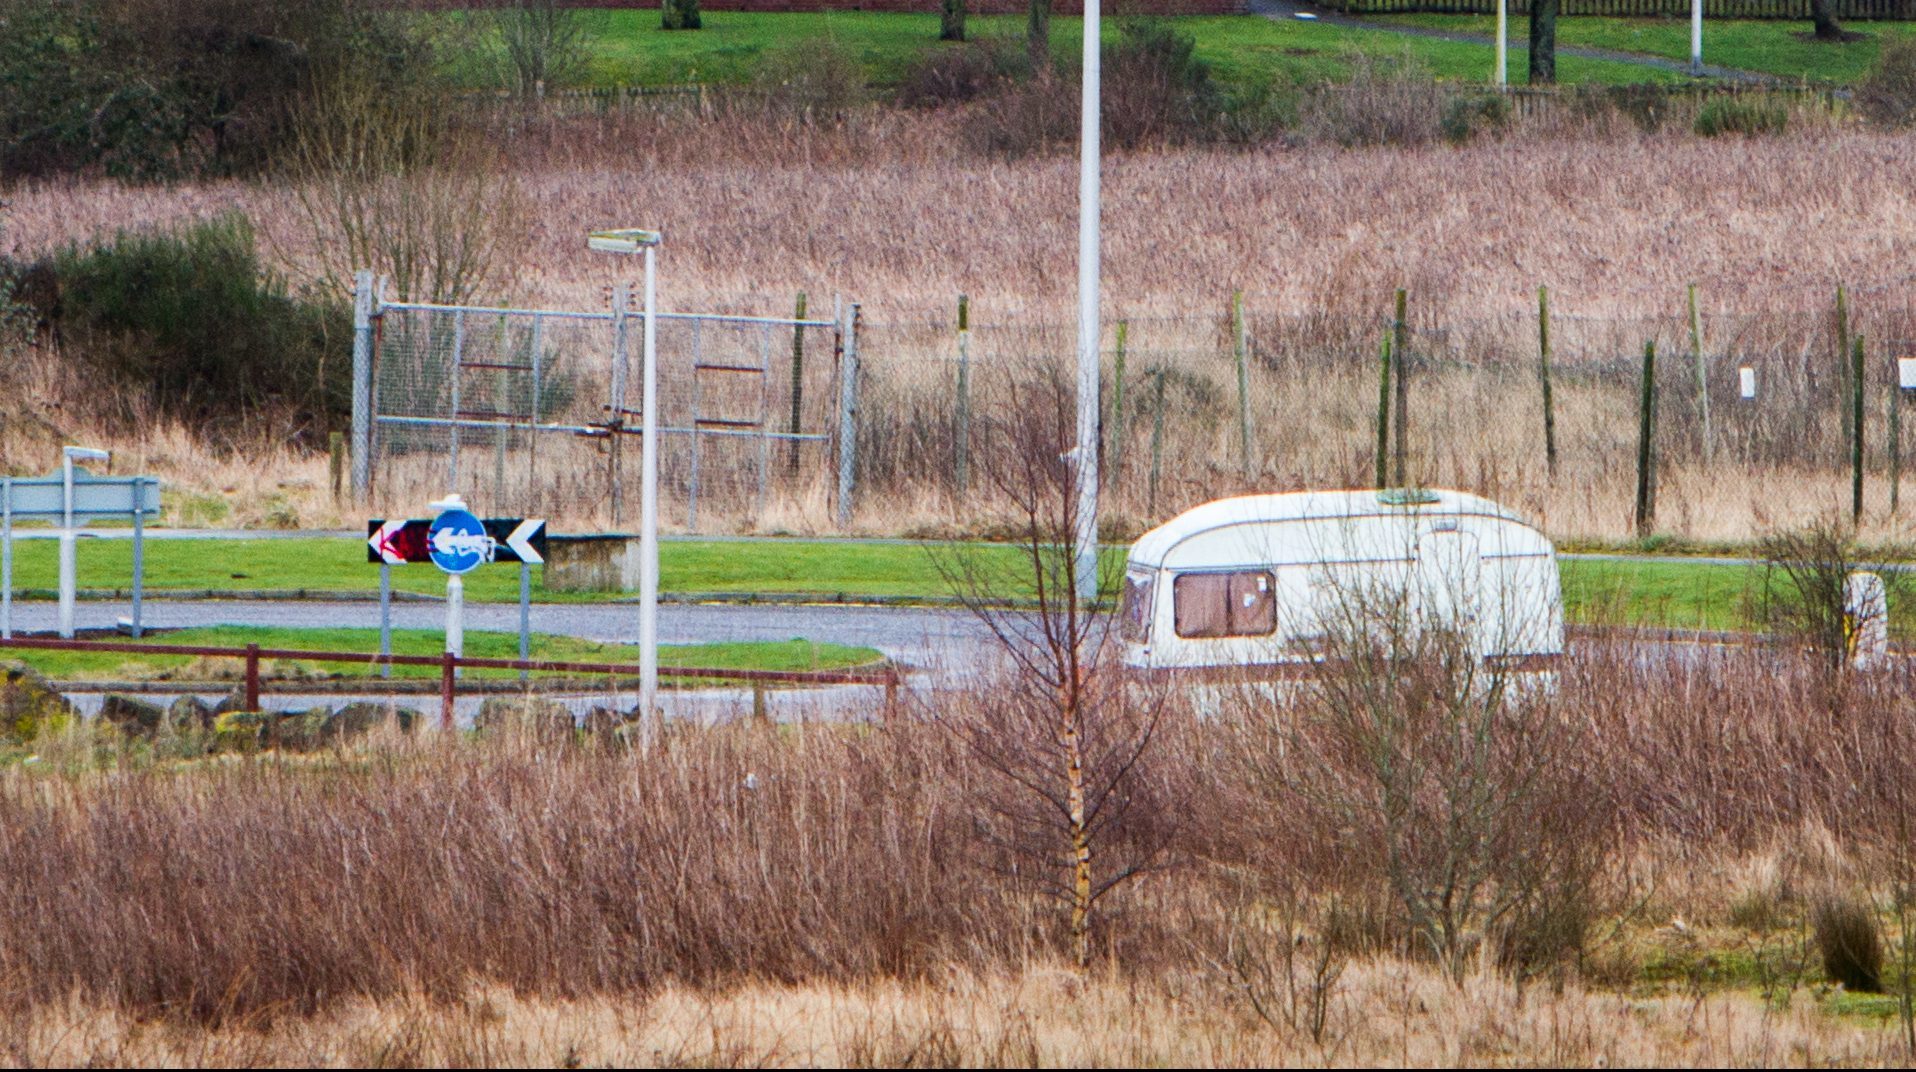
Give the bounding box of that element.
[27,213,350,444]
[1442,92,1511,145]
[753,38,869,121]
[1857,36,1916,129]
[1694,96,1789,138]
[1812,892,1884,991]
[1102,19,1225,149]
[661,0,702,31]
[1301,52,1446,148]
[896,36,1028,109]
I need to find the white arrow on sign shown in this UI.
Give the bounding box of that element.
[506,519,546,564]
[368,519,408,564]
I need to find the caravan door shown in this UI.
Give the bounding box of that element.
[1415,528,1482,650]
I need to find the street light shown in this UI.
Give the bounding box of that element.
[589,228,663,727]
[1074,1,1102,604]
[60,446,109,639]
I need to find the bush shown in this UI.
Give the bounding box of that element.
[661,0,702,31]
[26,213,350,444]
[1301,52,1445,148]
[896,36,1029,109]
[1102,19,1225,149]
[753,38,869,120]
[1442,93,1511,145]
[1857,37,1916,128]
[1812,892,1884,991]
[1694,96,1789,137]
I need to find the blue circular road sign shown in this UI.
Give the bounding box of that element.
[427,507,492,574]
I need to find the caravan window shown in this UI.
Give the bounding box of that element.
[1120,571,1156,643]
[1173,570,1276,638]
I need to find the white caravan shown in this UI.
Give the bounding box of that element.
[1119,489,1563,680]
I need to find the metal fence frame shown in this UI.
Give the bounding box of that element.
[350,274,857,527]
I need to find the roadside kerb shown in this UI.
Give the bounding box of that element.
[0,636,900,729]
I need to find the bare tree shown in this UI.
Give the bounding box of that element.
[1755,516,1906,671]
[1027,0,1050,72]
[1809,0,1848,42]
[1528,0,1559,85]
[285,63,521,306]
[941,0,966,43]
[932,357,1169,968]
[485,0,587,99]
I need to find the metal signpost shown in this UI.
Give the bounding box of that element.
[368,502,547,678]
[589,227,663,726]
[0,448,162,639]
[1075,6,1102,605]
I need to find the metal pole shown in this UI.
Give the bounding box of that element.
[379,561,392,678]
[1690,284,1710,463]
[446,574,465,675]
[351,269,374,499]
[519,561,531,684]
[611,282,631,527]
[639,244,660,724]
[1074,0,1102,604]
[1497,0,1508,86]
[955,294,971,494]
[59,452,75,639]
[835,304,860,527]
[1691,0,1703,75]
[448,309,466,489]
[130,478,144,639]
[2,479,11,640]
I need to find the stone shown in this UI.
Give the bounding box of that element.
[272,709,329,752]
[581,705,628,740]
[0,662,76,743]
[166,695,216,734]
[212,710,271,753]
[322,701,420,742]
[475,695,575,739]
[99,694,166,739]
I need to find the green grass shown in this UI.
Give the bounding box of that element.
[1371,14,1913,83]
[8,625,878,683]
[439,10,1681,92]
[0,534,1875,635]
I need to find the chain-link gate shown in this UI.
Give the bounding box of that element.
[349,272,854,530]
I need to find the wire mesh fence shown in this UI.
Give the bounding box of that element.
[357,279,1916,544]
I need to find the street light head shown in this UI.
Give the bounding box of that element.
[63,446,110,463]
[588,228,662,254]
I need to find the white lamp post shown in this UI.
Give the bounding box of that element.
[589,228,663,726]
[1074,2,1102,604]
[1692,0,1703,74]
[1496,0,1507,87]
[59,446,109,639]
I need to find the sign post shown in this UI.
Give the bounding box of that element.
[368,507,547,682]
[0,450,160,640]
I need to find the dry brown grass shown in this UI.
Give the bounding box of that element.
[8,110,1916,537]
[5,963,1900,1067]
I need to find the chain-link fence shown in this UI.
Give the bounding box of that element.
[355,281,848,530]
[352,276,1916,544]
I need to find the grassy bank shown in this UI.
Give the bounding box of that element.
[443,11,1684,90]
[4,626,878,683]
[0,535,1835,633]
[1371,14,1911,82]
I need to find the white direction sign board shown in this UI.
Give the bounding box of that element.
[3,469,161,521]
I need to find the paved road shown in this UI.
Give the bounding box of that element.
[9,598,996,671]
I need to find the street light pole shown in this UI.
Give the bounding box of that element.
[1691,0,1703,75]
[1074,0,1102,605]
[588,228,663,732]
[59,446,108,639]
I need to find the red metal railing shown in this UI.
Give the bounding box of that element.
[0,636,899,727]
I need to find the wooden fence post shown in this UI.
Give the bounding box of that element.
[955,293,972,494]
[1375,332,1393,489]
[1392,288,1409,488]
[1538,285,1558,477]
[329,432,345,505]
[1689,283,1711,462]
[1149,365,1166,518]
[1232,291,1253,480]
[1108,319,1128,488]
[1636,340,1658,539]
[1837,285,1853,450]
[786,291,807,476]
[1892,349,1903,516]
[1853,334,1866,525]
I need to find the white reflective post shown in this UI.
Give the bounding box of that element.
[1497,0,1508,87]
[446,574,465,669]
[59,446,109,639]
[1074,0,1102,605]
[1691,0,1703,75]
[639,243,660,721]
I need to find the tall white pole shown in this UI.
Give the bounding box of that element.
[1496,0,1508,87]
[1074,1,1102,605]
[1691,0,1703,75]
[639,242,660,723]
[59,452,75,639]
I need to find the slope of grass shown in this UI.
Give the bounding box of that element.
[441,10,1683,91]
[1371,14,1913,83]
[9,625,878,682]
